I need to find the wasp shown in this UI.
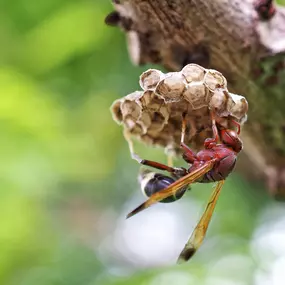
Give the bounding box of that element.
[126,113,243,263]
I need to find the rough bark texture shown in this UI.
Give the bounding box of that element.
[106,0,285,198]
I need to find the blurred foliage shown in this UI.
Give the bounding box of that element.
[0,1,285,285]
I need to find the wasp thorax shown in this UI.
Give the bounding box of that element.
[181,63,206,82]
[140,69,163,91]
[155,73,185,102]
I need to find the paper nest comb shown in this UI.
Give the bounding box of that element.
[111,64,248,155]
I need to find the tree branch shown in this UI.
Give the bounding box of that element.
[106,0,285,198]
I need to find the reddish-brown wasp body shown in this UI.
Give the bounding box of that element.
[127,113,243,263]
[182,125,242,184]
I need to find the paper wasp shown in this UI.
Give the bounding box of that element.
[125,113,243,263]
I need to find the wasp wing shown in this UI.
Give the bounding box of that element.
[127,159,216,219]
[177,180,225,263]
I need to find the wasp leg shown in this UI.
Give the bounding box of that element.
[181,143,198,164]
[181,112,187,144]
[211,112,220,142]
[179,113,198,164]
[167,154,174,168]
[204,112,220,148]
[139,160,188,179]
[140,159,176,173]
[231,120,241,135]
[124,129,184,175]
[123,129,143,163]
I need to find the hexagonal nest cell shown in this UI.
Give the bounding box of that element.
[111,64,248,154]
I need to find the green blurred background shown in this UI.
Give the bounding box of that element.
[1,1,285,285]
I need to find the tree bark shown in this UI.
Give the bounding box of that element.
[105,0,285,198]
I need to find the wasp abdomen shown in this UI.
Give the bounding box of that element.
[139,169,187,203]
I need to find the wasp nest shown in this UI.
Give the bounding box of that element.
[111,64,248,154]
